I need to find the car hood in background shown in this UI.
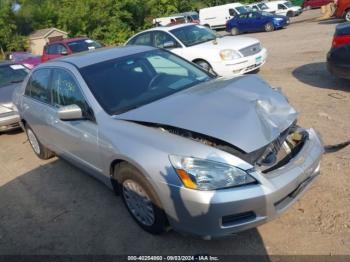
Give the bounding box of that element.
[192,35,260,51]
[0,82,21,105]
[116,75,298,153]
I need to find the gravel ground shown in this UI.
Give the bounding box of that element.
[0,9,349,255]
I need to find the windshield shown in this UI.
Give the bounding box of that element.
[190,14,199,20]
[67,39,102,53]
[257,3,269,10]
[236,6,250,13]
[284,1,293,7]
[170,25,217,47]
[80,49,213,115]
[0,64,28,87]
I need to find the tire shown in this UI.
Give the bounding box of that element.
[230,27,239,35]
[25,125,54,160]
[194,60,216,75]
[113,162,168,234]
[203,24,211,29]
[264,22,274,32]
[287,11,293,17]
[345,9,350,22]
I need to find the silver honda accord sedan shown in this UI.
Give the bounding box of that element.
[13,46,324,238]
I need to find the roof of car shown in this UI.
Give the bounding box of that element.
[47,37,89,45]
[42,45,156,68]
[144,23,197,33]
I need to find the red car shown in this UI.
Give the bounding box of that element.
[42,37,102,62]
[303,0,333,8]
[335,0,350,21]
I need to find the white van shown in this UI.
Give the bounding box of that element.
[265,1,302,17]
[199,3,249,29]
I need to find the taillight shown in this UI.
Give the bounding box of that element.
[332,34,350,48]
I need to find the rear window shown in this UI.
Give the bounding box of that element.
[67,39,102,53]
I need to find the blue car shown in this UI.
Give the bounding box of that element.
[226,11,289,35]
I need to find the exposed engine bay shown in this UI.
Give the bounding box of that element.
[133,121,308,173]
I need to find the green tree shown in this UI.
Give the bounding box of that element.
[0,0,26,57]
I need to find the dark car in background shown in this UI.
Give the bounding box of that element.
[327,23,350,79]
[226,11,289,35]
[41,37,102,62]
[0,62,29,132]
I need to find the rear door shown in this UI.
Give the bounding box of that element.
[22,68,53,147]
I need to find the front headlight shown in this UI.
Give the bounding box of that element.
[169,155,256,190]
[219,49,242,60]
[275,18,284,21]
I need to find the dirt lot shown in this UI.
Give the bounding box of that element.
[0,9,349,255]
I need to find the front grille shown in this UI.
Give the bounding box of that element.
[239,43,261,57]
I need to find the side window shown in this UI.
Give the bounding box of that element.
[47,44,57,54]
[229,9,238,16]
[51,69,89,116]
[25,69,51,103]
[47,44,67,54]
[129,33,152,46]
[278,4,286,9]
[153,31,179,48]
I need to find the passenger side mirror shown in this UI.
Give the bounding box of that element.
[163,41,176,49]
[61,50,68,56]
[57,104,83,121]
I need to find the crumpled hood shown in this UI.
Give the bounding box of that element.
[116,75,298,153]
[193,36,260,52]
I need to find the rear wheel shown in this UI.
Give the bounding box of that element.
[114,162,168,234]
[25,125,54,159]
[264,22,274,32]
[286,11,293,17]
[230,27,240,35]
[345,9,350,22]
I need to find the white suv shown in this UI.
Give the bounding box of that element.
[125,24,267,77]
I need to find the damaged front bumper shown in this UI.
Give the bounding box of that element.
[166,128,324,238]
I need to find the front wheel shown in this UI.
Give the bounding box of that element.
[114,162,168,234]
[194,60,216,75]
[230,27,239,35]
[264,22,274,32]
[345,9,350,22]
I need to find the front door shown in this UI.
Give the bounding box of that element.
[49,68,102,174]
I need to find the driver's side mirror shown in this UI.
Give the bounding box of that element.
[57,104,83,121]
[163,41,176,49]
